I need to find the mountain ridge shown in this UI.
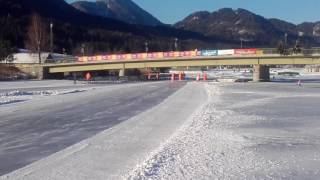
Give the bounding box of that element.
[71,0,163,26]
[0,0,213,54]
[174,8,320,46]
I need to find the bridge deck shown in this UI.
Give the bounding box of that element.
[44,54,320,73]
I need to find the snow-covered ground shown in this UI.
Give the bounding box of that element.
[1,82,207,180]
[0,88,90,105]
[1,80,320,179]
[0,80,83,90]
[129,82,320,179]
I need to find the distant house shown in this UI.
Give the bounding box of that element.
[305,65,320,73]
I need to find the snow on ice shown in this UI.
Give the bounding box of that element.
[0,89,89,105]
[1,80,320,179]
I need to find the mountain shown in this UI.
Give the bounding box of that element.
[269,18,298,35]
[0,0,140,34]
[71,0,163,26]
[2,0,318,55]
[174,8,320,47]
[297,22,320,37]
[0,0,213,55]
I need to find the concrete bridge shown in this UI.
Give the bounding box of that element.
[41,54,320,82]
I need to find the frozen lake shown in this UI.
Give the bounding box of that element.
[0,81,185,176]
[131,82,320,179]
[1,81,320,179]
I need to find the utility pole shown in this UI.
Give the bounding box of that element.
[284,33,288,54]
[81,43,85,56]
[298,31,304,47]
[50,22,53,55]
[174,38,178,51]
[145,41,149,53]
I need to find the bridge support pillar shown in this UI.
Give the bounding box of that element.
[119,68,126,77]
[253,65,270,82]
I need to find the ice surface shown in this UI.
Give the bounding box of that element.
[1,82,207,180]
[1,81,320,179]
[0,81,185,176]
[129,82,320,179]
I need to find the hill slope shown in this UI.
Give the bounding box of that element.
[175,8,320,47]
[71,0,163,26]
[0,0,212,54]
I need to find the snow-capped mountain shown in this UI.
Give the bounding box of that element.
[71,0,163,26]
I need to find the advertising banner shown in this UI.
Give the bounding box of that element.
[234,48,257,55]
[148,53,157,59]
[163,52,170,58]
[174,52,180,57]
[190,51,197,57]
[256,50,263,55]
[124,54,131,60]
[131,54,138,59]
[218,49,235,56]
[78,57,84,62]
[87,56,96,61]
[111,55,117,60]
[179,51,185,57]
[106,55,112,60]
[179,51,188,57]
[157,52,164,59]
[201,50,218,56]
[142,53,148,59]
[119,54,127,60]
[96,55,102,61]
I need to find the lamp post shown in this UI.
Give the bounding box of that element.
[81,43,85,56]
[298,31,304,46]
[294,32,304,54]
[174,38,178,51]
[50,22,53,55]
[145,41,149,53]
[284,33,288,53]
[240,39,243,49]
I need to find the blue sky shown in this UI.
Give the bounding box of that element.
[67,0,320,24]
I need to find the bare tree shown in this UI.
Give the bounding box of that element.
[25,13,49,64]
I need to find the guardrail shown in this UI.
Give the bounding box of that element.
[46,57,78,64]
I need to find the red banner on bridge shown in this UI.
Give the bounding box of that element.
[235,48,257,55]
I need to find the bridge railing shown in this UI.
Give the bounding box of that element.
[46,48,320,64]
[45,57,78,64]
[260,48,279,55]
[261,47,320,56]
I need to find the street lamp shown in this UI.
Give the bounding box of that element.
[81,43,85,56]
[298,31,304,45]
[145,41,149,53]
[174,38,178,51]
[284,33,288,53]
[240,39,243,49]
[50,22,53,55]
[294,32,304,54]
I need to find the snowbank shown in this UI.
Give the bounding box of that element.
[0,89,88,106]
